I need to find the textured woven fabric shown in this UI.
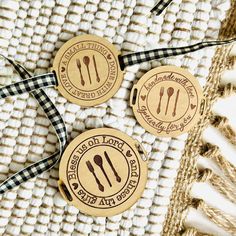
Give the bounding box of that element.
[0,0,231,235]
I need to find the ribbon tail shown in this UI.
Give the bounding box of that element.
[0,152,60,194]
[0,73,56,99]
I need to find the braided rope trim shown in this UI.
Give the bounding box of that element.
[163,3,236,235]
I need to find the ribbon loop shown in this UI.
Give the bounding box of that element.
[0,55,67,194]
[151,0,173,15]
[119,38,236,68]
[0,151,60,194]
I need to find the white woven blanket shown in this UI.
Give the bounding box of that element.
[0,0,231,235]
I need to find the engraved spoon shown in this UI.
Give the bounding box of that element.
[94,155,112,187]
[83,56,92,84]
[165,87,174,115]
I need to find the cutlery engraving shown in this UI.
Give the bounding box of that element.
[56,34,122,107]
[172,89,180,117]
[93,55,100,83]
[76,59,85,86]
[86,160,104,192]
[94,155,112,187]
[86,151,123,192]
[76,55,102,86]
[104,151,121,183]
[83,56,92,84]
[165,87,174,115]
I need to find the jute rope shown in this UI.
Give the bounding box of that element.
[218,83,236,97]
[162,1,236,235]
[182,228,198,236]
[210,115,236,146]
[198,200,236,235]
[198,169,236,204]
[182,228,213,236]
[204,144,236,185]
[213,154,236,185]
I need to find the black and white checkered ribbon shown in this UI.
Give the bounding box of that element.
[151,0,173,15]
[119,38,236,69]
[0,73,56,99]
[0,56,67,194]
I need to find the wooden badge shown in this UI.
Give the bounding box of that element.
[130,66,203,137]
[58,128,148,217]
[52,35,123,107]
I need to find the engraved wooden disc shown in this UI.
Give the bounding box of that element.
[58,128,148,217]
[130,66,203,137]
[52,35,123,107]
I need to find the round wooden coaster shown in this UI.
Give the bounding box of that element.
[130,66,203,137]
[58,128,148,217]
[52,35,123,107]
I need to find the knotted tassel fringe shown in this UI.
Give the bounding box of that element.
[198,168,236,204]
[203,144,236,184]
[197,200,236,235]
[210,115,236,146]
[182,228,213,236]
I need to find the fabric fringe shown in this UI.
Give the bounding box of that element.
[203,143,236,185]
[182,227,213,236]
[218,83,236,97]
[198,168,236,204]
[182,228,198,236]
[197,200,236,235]
[210,115,236,146]
[213,154,236,185]
[163,1,236,235]
[195,146,236,234]
[195,142,236,234]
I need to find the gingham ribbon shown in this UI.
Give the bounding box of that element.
[151,0,173,15]
[0,73,57,99]
[0,56,67,194]
[119,38,236,69]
